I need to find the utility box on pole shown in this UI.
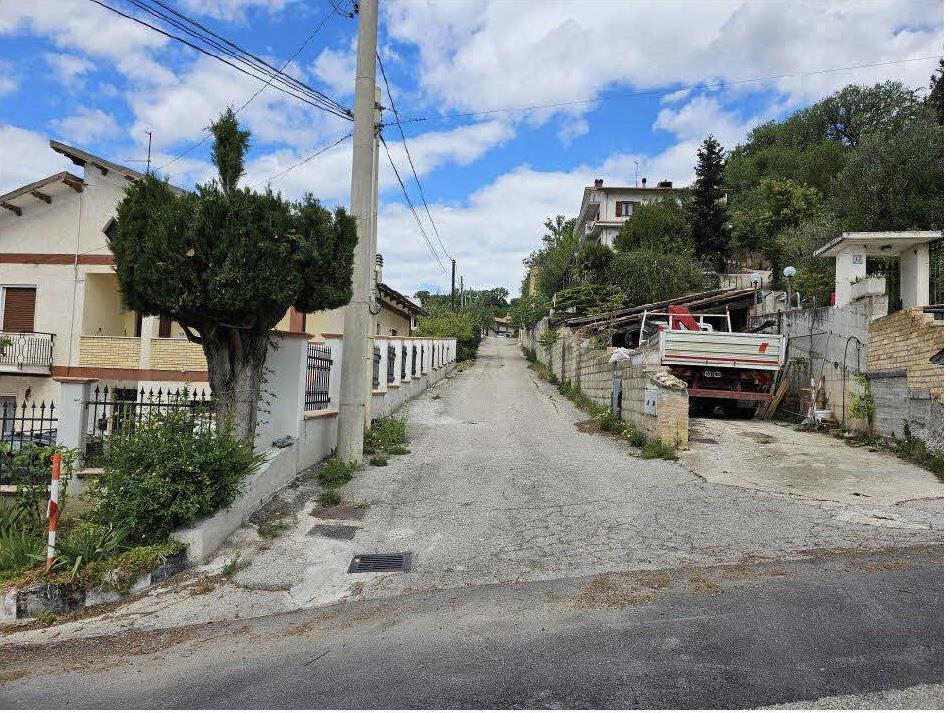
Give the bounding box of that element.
[337,0,378,463]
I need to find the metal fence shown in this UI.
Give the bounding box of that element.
[372,346,381,389]
[387,345,396,384]
[83,386,215,465]
[411,345,417,376]
[401,345,407,380]
[0,399,58,486]
[305,343,333,411]
[0,331,55,370]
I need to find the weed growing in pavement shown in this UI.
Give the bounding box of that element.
[369,454,388,467]
[521,346,537,363]
[640,439,679,461]
[622,423,647,448]
[317,458,359,508]
[222,552,248,577]
[387,445,411,455]
[365,416,407,454]
[35,611,56,626]
[258,519,290,539]
[894,423,943,479]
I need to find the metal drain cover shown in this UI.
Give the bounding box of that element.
[348,552,412,574]
[308,523,359,540]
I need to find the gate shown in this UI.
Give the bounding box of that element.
[305,343,333,411]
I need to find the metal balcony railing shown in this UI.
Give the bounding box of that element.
[0,332,55,371]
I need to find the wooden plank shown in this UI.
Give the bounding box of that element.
[761,380,789,418]
[0,201,22,216]
[30,190,51,204]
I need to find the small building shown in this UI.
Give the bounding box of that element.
[487,315,515,337]
[575,177,687,248]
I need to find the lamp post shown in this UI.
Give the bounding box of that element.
[783,266,797,311]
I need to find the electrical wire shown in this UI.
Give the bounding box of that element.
[157,3,343,172]
[377,52,452,262]
[86,0,352,120]
[382,55,943,126]
[251,131,353,188]
[380,135,447,275]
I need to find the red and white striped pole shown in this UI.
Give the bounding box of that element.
[46,452,62,568]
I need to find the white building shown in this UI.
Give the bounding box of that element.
[574,177,687,247]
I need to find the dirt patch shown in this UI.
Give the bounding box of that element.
[0,668,31,684]
[574,419,601,434]
[185,575,222,596]
[739,431,777,444]
[578,571,671,609]
[861,559,910,572]
[688,573,722,594]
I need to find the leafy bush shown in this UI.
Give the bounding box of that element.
[317,458,358,489]
[622,424,647,448]
[510,291,552,329]
[89,410,263,544]
[537,329,559,347]
[847,374,875,429]
[614,197,692,254]
[0,519,44,578]
[595,408,619,432]
[894,423,943,478]
[575,242,615,282]
[609,249,704,308]
[521,346,537,363]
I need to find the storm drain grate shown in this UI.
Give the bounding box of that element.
[348,552,412,574]
[308,523,359,540]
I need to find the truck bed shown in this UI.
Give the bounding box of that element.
[656,330,785,371]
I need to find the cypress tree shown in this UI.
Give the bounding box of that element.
[690,135,730,270]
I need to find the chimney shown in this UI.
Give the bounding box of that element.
[594,178,603,189]
[641,177,647,188]
[374,253,383,284]
[657,180,673,189]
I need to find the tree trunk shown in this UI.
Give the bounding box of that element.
[202,326,270,442]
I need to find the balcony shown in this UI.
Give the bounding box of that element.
[0,331,55,375]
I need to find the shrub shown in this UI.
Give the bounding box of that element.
[595,409,618,432]
[894,423,943,478]
[317,458,358,489]
[48,523,127,577]
[622,424,647,448]
[847,375,875,430]
[552,284,624,316]
[521,346,538,363]
[89,410,263,544]
[415,309,481,361]
[537,329,559,348]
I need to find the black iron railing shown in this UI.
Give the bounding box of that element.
[0,399,57,486]
[411,345,417,376]
[372,346,381,389]
[929,239,943,305]
[305,343,333,411]
[400,345,407,380]
[387,345,396,384]
[83,386,214,465]
[0,332,55,370]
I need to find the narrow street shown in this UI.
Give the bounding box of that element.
[1,338,943,708]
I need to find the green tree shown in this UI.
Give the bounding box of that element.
[510,291,551,329]
[574,240,614,283]
[613,197,691,254]
[110,109,358,440]
[415,308,481,361]
[689,135,730,270]
[609,249,704,307]
[831,115,943,231]
[524,215,579,299]
[771,211,841,305]
[928,59,943,125]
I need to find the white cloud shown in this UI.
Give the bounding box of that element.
[0,62,15,96]
[50,107,121,144]
[0,124,72,194]
[384,0,942,120]
[176,0,292,22]
[44,52,95,87]
[311,46,355,97]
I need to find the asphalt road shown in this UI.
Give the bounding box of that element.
[0,546,943,708]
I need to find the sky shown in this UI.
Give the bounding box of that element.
[0,0,944,298]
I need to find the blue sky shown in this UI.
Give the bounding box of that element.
[0,0,943,297]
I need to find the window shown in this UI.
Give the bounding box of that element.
[159,315,172,338]
[1,286,36,333]
[615,201,639,217]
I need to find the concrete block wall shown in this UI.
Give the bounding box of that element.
[867,307,943,402]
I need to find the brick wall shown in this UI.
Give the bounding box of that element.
[149,338,207,371]
[78,336,140,368]
[867,307,943,402]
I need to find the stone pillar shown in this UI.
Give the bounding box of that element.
[138,315,157,369]
[900,244,930,308]
[835,246,866,306]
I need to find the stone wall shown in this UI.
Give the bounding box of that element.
[525,322,689,447]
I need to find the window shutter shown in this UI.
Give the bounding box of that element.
[2,287,36,332]
[615,201,622,217]
[159,315,172,338]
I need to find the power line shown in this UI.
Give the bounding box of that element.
[377,52,452,262]
[382,55,943,126]
[251,131,353,188]
[86,0,352,120]
[157,3,343,172]
[141,0,350,116]
[380,135,447,275]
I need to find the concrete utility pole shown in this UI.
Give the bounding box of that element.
[337,0,378,463]
[364,86,382,429]
[450,259,457,309]
[459,276,464,308]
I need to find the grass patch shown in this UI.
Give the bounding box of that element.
[387,445,411,456]
[316,457,359,508]
[365,416,407,455]
[369,454,388,467]
[893,424,943,479]
[222,552,249,577]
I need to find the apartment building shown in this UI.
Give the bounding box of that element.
[575,177,687,247]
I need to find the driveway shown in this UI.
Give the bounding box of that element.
[1,337,944,707]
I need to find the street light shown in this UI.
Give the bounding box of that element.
[783,266,797,311]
